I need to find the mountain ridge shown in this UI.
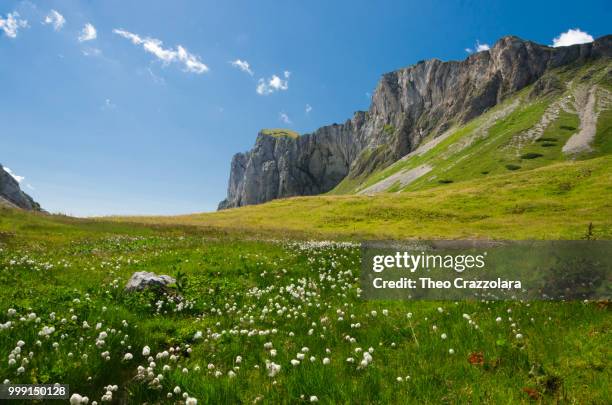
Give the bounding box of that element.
[219,34,612,210]
[0,164,41,211]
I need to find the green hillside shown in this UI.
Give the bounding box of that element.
[332,60,612,196]
[260,128,300,139]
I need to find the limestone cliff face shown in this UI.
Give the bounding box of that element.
[0,164,41,211]
[219,35,612,209]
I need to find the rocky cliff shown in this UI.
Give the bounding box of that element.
[0,164,41,211]
[219,35,612,209]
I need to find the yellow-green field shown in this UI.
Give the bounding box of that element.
[109,155,612,241]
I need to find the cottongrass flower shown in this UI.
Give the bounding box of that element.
[322,357,330,365]
[441,333,447,340]
[265,360,281,377]
[123,353,133,361]
[142,346,151,356]
[396,376,403,382]
[185,397,198,405]
[310,395,318,402]
[516,333,523,339]
[291,359,300,366]
[449,349,455,354]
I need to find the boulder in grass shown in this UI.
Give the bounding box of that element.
[125,271,176,292]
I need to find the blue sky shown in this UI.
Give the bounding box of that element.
[1,0,610,216]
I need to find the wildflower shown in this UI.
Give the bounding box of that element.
[441,333,447,340]
[70,393,85,404]
[228,370,236,378]
[396,376,403,382]
[142,346,150,356]
[291,359,300,366]
[266,361,281,377]
[496,317,502,322]
[173,386,181,395]
[296,353,305,360]
[123,353,133,361]
[185,398,198,405]
[449,349,455,354]
[235,355,242,364]
[193,331,202,340]
[310,396,319,402]
[516,333,523,339]
[322,358,330,365]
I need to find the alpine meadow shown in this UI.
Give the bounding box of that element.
[1,3,611,404]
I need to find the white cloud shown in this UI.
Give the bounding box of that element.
[552,28,594,47]
[465,40,490,54]
[279,112,292,124]
[43,10,65,31]
[476,41,490,51]
[0,12,28,38]
[257,71,290,95]
[3,167,24,183]
[82,47,101,57]
[230,59,253,75]
[305,104,312,113]
[113,29,208,74]
[78,23,97,42]
[102,98,116,110]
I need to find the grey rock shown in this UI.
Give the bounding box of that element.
[0,164,41,211]
[124,271,176,292]
[219,35,612,209]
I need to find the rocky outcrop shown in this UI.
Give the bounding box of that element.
[0,164,41,211]
[219,35,612,209]
[125,272,176,292]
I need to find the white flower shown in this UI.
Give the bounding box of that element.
[266,361,281,377]
[516,333,523,339]
[173,386,181,394]
[185,397,198,405]
[228,370,236,378]
[441,333,447,340]
[396,376,403,382]
[322,357,330,365]
[142,346,150,356]
[296,353,305,360]
[16,340,25,347]
[310,396,318,402]
[449,349,455,354]
[123,353,133,361]
[496,317,502,322]
[235,355,242,364]
[270,349,277,357]
[291,359,300,366]
[193,331,202,340]
[70,393,84,405]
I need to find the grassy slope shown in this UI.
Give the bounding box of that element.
[330,59,611,195]
[0,211,610,403]
[260,128,300,139]
[111,155,612,240]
